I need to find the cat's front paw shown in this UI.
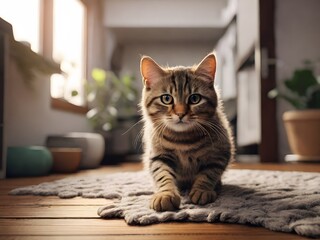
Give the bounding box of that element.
[150,191,181,212]
[189,188,217,205]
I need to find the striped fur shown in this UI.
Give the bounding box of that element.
[140,53,235,212]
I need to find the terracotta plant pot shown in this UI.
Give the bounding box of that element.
[283,109,320,161]
[49,148,82,173]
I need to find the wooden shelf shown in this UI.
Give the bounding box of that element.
[51,98,89,115]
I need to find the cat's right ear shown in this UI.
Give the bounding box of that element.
[140,56,165,89]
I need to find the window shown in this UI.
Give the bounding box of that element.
[0,0,88,112]
[50,0,87,107]
[0,0,40,53]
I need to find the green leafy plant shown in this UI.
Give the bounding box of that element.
[85,69,138,132]
[11,39,61,85]
[268,61,320,109]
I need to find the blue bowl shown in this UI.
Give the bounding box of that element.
[6,146,53,177]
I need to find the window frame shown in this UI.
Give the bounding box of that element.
[41,0,89,115]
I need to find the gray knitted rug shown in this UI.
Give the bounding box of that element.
[10,169,320,238]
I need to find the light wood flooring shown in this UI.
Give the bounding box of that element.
[0,162,319,240]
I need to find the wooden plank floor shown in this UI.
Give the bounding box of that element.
[0,162,319,240]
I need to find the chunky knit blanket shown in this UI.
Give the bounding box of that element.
[10,169,320,238]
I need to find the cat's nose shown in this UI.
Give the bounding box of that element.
[177,113,186,120]
[174,104,187,120]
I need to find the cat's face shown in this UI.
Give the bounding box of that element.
[141,54,218,132]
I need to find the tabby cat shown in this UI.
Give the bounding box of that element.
[140,53,235,212]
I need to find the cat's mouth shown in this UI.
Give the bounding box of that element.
[165,118,194,131]
[172,118,189,125]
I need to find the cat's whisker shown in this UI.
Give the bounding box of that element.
[197,121,222,143]
[163,123,169,143]
[121,118,144,136]
[134,128,144,150]
[195,122,214,147]
[158,123,167,149]
[199,120,229,142]
[151,121,165,143]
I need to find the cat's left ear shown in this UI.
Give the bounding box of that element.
[140,56,165,89]
[195,53,216,82]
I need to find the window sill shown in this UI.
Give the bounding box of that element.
[51,98,89,115]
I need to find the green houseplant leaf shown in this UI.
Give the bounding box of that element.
[284,69,318,96]
[86,68,138,131]
[306,84,320,109]
[269,60,320,110]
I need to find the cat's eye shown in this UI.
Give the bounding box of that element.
[188,94,201,104]
[160,94,173,105]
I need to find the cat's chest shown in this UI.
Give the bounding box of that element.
[175,151,199,175]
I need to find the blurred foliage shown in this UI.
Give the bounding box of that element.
[268,60,320,109]
[10,39,61,85]
[85,69,138,131]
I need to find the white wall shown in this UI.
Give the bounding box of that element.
[104,0,228,28]
[236,0,258,64]
[5,60,91,146]
[86,0,108,71]
[120,42,214,93]
[102,0,232,72]
[275,0,320,159]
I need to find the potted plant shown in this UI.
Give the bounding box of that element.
[269,61,320,161]
[85,69,140,161]
[86,68,138,131]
